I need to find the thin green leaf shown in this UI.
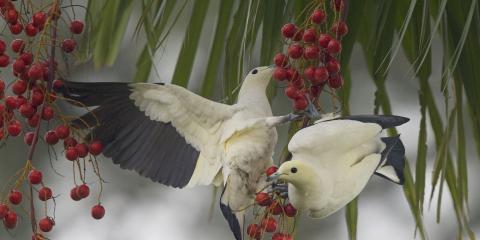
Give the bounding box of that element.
[172,0,211,87]
[200,0,235,98]
[105,1,135,66]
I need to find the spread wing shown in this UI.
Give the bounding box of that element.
[63,82,234,188]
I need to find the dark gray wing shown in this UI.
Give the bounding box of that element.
[62,82,199,188]
[375,136,406,185]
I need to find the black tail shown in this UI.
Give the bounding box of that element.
[339,115,410,129]
[375,136,406,185]
[60,82,200,188]
[220,186,243,240]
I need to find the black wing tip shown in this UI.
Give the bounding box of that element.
[376,136,406,185]
[220,202,242,240]
[338,114,410,129]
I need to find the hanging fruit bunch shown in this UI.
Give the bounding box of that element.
[273,0,348,112]
[0,1,104,239]
[248,1,349,239]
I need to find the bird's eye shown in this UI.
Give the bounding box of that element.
[251,69,258,74]
[291,167,297,173]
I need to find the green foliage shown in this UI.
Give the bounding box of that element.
[81,0,480,239]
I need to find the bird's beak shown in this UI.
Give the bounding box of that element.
[267,172,281,182]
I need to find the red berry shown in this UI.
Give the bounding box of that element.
[38,187,53,201]
[327,60,341,73]
[273,53,288,67]
[333,0,344,11]
[28,64,44,80]
[272,233,293,240]
[20,52,33,65]
[29,170,43,185]
[328,75,344,89]
[9,22,23,35]
[313,67,329,84]
[311,9,326,24]
[311,85,323,98]
[255,192,272,206]
[25,23,38,37]
[70,20,84,34]
[9,190,22,205]
[28,114,40,127]
[41,106,54,120]
[44,131,59,145]
[61,39,76,53]
[6,9,18,24]
[64,137,78,148]
[281,23,296,38]
[287,44,303,59]
[265,166,278,177]
[294,97,308,110]
[70,187,81,201]
[0,54,9,67]
[55,125,70,139]
[302,28,316,43]
[76,184,90,199]
[318,34,332,48]
[0,40,5,54]
[8,121,22,136]
[16,95,27,106]
[303,45,319,59]
[24,131,35,145]
[13,59,26,73]
[269,201,283,215]
[12,79,27,95]
[89,140,103,155]
[76,143,89,158]
[0,79,5,92]
[5,96,18,109]
[286,68,300,81]
[11,39,25,53]
[65,147,79,161]
[31,91,45,107]
[0,204,9,219]
[261,217,277,232]
[327,39,342,54]
[38,217,54,232]
[284,203,297,217]
[284,85,299,99]
[247,224,261,238]
[304,66,315,80]
[91,205,105,220]
[3,211,17,229]
[292,29,304,41]
[20,103,36,118]
[292,77,304,89]
[331,21,349,37]
[273,68,287,81]
[32,12,47,27]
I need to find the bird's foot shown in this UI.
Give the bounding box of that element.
[270,183,288,198]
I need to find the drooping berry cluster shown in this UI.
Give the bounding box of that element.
[0,1,105,238]
[273,0,348,111]
[246,166,297,240]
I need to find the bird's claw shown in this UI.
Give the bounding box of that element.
[271,183,288,198]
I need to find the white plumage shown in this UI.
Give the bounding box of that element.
[271,116,407,219]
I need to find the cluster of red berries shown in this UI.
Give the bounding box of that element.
[246,166,297,240]
[273,1,348,111]
[0,1,104,237]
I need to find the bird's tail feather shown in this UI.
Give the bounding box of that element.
[339,115,410,129]
[220,184,244,240]
[375,136,406,185]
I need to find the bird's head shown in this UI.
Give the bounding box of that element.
[267,160,315,188]
[244,66,274,84]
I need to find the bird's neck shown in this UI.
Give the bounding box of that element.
[237,79,271,115]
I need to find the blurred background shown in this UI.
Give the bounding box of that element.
[1,0,479,239]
